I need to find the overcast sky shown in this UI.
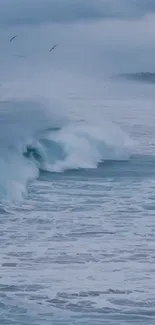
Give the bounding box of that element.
[0,0,155,94]
[1,0,155,26]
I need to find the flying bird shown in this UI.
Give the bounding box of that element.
[12,54,25,58]
[49,44,58,52]
[10,35,18,42]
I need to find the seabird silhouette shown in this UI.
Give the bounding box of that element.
[12,54,25,58]
[49,44,58,52]
[10,35,18,42]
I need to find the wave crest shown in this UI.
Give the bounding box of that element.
[0,99,132,200]
[24,122,130,173]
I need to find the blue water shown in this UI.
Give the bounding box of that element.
[0,78,155,325]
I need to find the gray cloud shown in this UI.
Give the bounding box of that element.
[1,14,155,82]
[1,0,155,26]
[0,1,155,94]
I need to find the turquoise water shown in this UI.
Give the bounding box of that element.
[0,2,155,322]
[0,80,155,324]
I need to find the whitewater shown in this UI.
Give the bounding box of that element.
[1,4,155,324]
[0,77,155,325]
[0,87,131,201]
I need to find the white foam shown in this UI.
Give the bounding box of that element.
[34,120,131,172]
[0,96,132,200]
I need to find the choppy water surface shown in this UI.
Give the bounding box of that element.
[0,82,155,324]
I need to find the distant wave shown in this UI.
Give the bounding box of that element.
[0,98,131,200]
[112,72,155,84]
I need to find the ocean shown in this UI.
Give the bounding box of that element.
[0,78,155,325]
[0,2,155,323]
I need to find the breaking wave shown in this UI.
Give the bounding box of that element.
[0,98,131,200]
